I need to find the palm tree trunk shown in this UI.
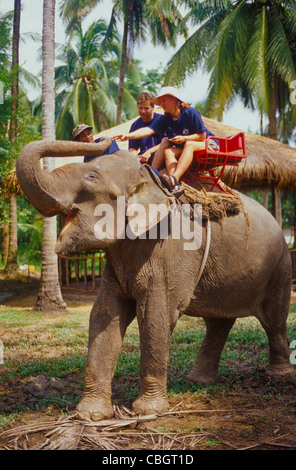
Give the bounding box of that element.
[1,221,9,265]
[34,0,66,312]
[268,73,278,141]
[5,0,21,274]
[116,17,129,125]
[10,0,20,141]
[268,73,282,227]
[5,193,18,271]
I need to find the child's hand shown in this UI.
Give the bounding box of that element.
[170,135,186,145]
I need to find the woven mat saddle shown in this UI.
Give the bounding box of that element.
[144,165,246,222]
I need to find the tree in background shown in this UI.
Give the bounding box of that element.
[163,0,296,228]
[0,6,41,268]
[59,0,103,35]
[112,0,184,124]
[0,10,13,265]
[0,11,42,267]
[59,0,184,125]
[33,0,66,312]
[4,0,21,274]
[55,18,138,140]
[164,0,296,142]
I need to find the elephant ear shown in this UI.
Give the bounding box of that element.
[126,165,177,239]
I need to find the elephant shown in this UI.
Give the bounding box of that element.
[16,139,294,421]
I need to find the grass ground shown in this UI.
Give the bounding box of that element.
[0,278,296,450]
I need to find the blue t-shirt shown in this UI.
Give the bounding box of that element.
[84,137,119,162]
[129,113,164,155]
[148,107,214,140]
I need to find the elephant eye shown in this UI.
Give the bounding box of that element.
[85,173,97,181]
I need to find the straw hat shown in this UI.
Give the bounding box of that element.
[72,124,93,139]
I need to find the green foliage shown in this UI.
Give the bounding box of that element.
[17,196,43,265]
[246,189,295,229]
[0,9,42,262]
[163,0,296,141]
[0,10,12,65]
[1,306,295,423]
[125,62,164,98]
[55,18,139,139]
[0,11,41,186]
[0,12,14,182]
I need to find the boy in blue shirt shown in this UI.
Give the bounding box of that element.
[115,87,218,196]
[128,92,164,165]
[72,124,119,162]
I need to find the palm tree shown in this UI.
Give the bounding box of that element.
[3,170,21,273]
[164,0,296,228]
[59,0,184,125]
[5,0,21,274]
[112,0,184,124]
[34,0,66,312]
[59,0,103,35]
[55,18,138,139]
[0,10,41,268]
[164,0,296,141]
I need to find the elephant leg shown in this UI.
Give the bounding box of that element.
[258,264,294,377]
[260,319,294,378]
[132,288,178,416]
[186,317,235,385]
[76,267,136,421]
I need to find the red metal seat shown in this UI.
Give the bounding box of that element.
[181,132,247,192]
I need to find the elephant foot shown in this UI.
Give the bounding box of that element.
[266,362,294,378]
[186,370,218,385]
[132,396,170,416]
[76,396,114,422]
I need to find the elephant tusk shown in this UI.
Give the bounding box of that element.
[196,219,211,285]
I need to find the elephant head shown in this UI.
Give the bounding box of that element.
[16,139,173,254]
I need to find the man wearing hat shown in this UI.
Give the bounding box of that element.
[73,124,119,162]
[114,87,218,196]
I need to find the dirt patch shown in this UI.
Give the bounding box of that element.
[1,372,296,450]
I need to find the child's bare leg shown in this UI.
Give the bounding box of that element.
[174,141,206,181]
[165,147,182,175]
[151,137,170,170]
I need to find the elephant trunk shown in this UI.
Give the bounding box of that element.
[16,138,112,217]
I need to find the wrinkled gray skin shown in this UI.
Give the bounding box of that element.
[16,139,294,421]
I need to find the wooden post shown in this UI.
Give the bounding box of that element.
[75,259,79,288]
[92,257,96,290]
[84,258,87,290]
[100,252,104,277]
[65,258,69,288]
[262,188,269,210]
[272,186,282,228]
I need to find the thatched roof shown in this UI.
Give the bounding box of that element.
[55,108,296,191]
[202,117,296,191]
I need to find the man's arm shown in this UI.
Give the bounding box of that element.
[114,127,155,142]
